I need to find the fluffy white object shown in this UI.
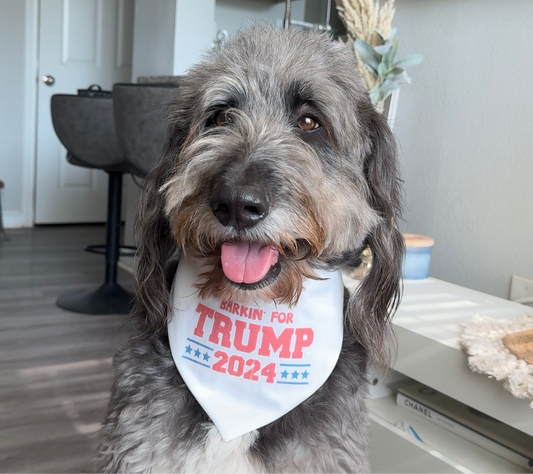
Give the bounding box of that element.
[460,314,533,408]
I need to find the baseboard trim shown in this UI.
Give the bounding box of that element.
[2,210,32,229]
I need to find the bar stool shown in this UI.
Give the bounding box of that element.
[112,83,179,178]
[51,93,135,315]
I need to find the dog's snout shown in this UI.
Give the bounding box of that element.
[210,184,269,230]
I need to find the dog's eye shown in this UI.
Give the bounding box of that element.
[215,111,229,127]
[297,116,320,131]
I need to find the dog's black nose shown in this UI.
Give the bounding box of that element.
[210,184,269,230]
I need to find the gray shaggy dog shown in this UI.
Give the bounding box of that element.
[96,25,403,473]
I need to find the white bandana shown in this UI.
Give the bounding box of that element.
[167,257,344,441]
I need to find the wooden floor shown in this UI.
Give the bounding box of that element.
[0,226,135,473]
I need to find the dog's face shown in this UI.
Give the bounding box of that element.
[136,26,403,362]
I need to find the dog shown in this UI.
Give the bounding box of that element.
[96,25,403,473]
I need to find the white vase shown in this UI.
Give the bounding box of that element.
[382,88,400,130]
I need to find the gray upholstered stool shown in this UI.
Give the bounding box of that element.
[112,83,179,178]
[51,94,135,315]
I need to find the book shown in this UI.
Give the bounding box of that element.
[394,380,533,472]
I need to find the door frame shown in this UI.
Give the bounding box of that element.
[15,0,39,228]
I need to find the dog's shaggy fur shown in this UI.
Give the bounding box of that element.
[96,25,403,473]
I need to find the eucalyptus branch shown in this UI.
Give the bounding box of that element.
[334,0,423,108]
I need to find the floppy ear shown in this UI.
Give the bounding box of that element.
[346,104,404,366]
[132,122,182,337]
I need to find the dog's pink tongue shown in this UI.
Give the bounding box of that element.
[221,242,279,284]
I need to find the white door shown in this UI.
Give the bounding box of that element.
[35,0,134,224]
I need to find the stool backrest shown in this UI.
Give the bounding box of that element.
[51,95,126,171]
[112,83,179,178]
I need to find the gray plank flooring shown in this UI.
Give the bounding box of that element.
[0,226,135,473]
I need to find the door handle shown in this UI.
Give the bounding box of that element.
[42,75,55,86]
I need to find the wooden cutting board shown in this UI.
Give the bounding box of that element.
[503,329,533,365]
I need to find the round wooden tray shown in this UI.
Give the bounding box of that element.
[502,329,533,365]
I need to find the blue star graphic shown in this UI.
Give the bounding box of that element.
[291,370,299,379]
[194,348,201,358]
[203,352,210,361]
[185,345,192,354]
[301,370,309,379]
[281,370,289,379]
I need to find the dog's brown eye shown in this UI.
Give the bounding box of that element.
[215,112,228,126]
[297,116,319,131]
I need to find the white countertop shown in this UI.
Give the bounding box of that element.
[396,277,529,350]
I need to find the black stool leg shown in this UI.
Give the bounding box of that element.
[57,172,134,315]
[106,171,123,286]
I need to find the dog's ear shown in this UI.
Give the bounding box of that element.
[132,123,182,337]
[347,104,404,366]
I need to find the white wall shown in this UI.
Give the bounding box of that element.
[0,0,37,228]
[215,0,306,34]
[393,0,533,298]
[132,0,217,80]
[132,0,307,81]
[131,0,178,79]
[174,1,217,74]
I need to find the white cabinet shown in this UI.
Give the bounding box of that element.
[342,274,532,473]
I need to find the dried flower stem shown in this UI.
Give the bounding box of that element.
[335,0,396,91]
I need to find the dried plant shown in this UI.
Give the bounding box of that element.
[335,0,423,108]
[376,0,395,41]
[336,0,394,47]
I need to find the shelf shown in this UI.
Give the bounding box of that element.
[369,395,527,473]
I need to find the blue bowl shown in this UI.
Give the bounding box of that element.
[402,234,434,280]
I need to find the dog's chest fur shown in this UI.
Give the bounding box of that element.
[155,426,259,473]
[96,333,370,473]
